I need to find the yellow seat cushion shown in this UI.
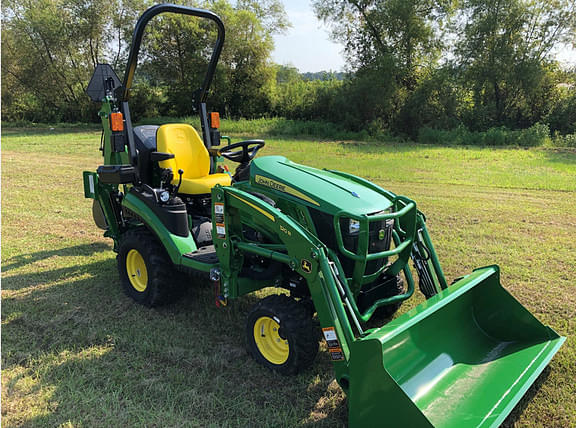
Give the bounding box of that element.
[156,123,231,194]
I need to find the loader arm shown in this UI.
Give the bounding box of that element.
[211,185,360,381]
[211,184,565,427]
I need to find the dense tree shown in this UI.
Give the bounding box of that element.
[311,0,575,135]
[313,0,453,82]
[454,0,576,129]
[2,0,575,143]
[545,68,576,135]
[1,0,287,121]
[312,0,455,132]
[1,0,121,121]
[212,0,289,117]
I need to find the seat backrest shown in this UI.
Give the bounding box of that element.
[133,125,159,185]
[156,124,210,179]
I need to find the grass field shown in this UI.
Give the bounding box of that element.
[2,128,575,427]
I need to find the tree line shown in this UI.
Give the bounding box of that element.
[1,0,290,122]
[2,0,575,141]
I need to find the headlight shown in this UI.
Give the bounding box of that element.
[159,191,170,203]
[348,219,360,234]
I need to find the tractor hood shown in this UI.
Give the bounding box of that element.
[250,156,394,215]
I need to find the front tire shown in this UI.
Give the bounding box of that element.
[246,294,318,375]
[117,228,184,307]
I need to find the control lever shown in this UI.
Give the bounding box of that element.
[175,169,184,194]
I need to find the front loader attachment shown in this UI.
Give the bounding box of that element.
[348,266,565,427]
[210,184,564,428]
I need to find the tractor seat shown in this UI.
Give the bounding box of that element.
[133,125,159,185]
[156,123,231,194]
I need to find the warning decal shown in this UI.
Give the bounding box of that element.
[323,327,344,360]
[329,348,345,361]
[322,327,340,349]
[214,203,225,238]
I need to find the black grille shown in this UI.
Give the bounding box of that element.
[309,209,394,277]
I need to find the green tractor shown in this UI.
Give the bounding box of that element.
[83,4,565,427]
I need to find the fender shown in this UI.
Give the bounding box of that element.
[122,190,197,264]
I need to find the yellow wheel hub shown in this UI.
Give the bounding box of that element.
[126,249,148,292]
[253,316,289,365]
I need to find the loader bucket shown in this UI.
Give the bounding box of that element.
[348,266,565,428]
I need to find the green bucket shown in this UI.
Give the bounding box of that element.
[348,266,565,427]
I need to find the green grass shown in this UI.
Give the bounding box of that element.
[2,128,575,427]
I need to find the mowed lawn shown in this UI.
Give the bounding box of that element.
[2,128,575,427]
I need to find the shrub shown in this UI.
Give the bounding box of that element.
[418,123,551,146]
[551,132,576,148]
[518,123,551,147]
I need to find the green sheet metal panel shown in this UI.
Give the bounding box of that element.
[250,156,394,215]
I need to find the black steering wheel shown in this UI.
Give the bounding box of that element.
[219,140,265,163]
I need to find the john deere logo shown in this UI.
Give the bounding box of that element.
[254,175,319,206]
[378,229,386,240]
[301,259,312,274]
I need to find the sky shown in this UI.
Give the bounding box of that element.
[271,0,575,73]
[271,0,346,72]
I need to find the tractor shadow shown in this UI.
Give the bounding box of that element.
[2,242,110,273]
[2,246,348,427]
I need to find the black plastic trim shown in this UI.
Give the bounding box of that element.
[150,152,175,162]
[97,165,137,184]
[128,187,189,237]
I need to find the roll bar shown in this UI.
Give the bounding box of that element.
[120,3,225,105]
[117,3,225,168]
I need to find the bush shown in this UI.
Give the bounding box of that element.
[518,123,551,147]
[551,132,576,148]
[129,83,169,122]
[220,117,370,140]
[134,116,380,141]
[418,123,551,146]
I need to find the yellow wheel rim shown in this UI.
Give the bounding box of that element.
[126,249,148,292]
[253,316,289,365]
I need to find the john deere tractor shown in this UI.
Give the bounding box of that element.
[83,4,565,427]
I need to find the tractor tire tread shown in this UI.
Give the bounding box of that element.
[247,294,318,375]
[117,228,185,307]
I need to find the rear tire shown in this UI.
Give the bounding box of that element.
[246,294,318,375]
[117,228,184,307]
